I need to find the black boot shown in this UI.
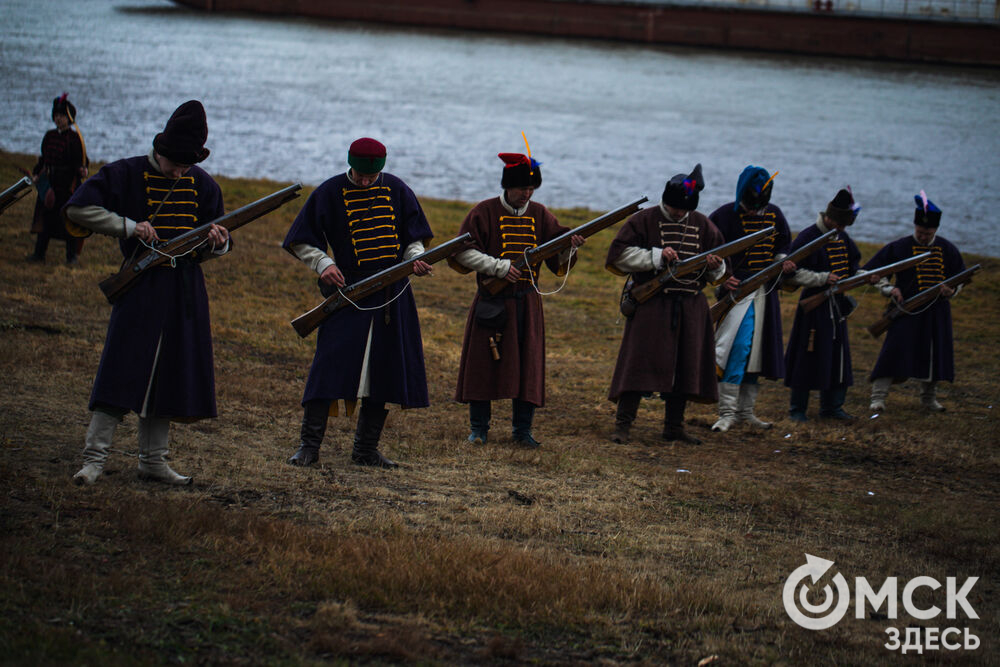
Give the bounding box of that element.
[789,388,810,422]
[288,400,329,466]
[512,399,540,448]
[820,386,854,420]
[468,400,491,445]
[662,395,701,445]
[351,401,397,468]
[611,392,640,443]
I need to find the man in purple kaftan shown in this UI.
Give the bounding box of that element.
[66,100,229,486]
[284,138,433,469]
[864,193,966,413]
[783,188,866,422]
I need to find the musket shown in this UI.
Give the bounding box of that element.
[624,226,776,313]
[291,232,474,338]
[867,264,981,337]
[0,176,33,215]
[98,183,302,303]
[478,196,648,296]
[797,251,933,314]
[710,229,838,325]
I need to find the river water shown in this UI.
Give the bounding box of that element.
[2,0,998,254]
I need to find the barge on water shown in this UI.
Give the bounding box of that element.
[170,0,1000,67]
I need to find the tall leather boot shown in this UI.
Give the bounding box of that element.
[512,399,540,448]
[73,410,120,485]
[711,383,740,432]
[351,401,397,468]
[870,377,892,412]
[737,383,772,429]
[611,392,641,443]
[663,395,700,445]
[468,400,491,445]
[288,400,330,466]
[137,417,192,485]
[920,381,945,412]
[819,386,854,421]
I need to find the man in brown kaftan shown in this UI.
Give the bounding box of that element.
[606,164,724,445]
[451,153,583,448]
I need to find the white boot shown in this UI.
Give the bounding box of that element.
[73,411,119,485]
[137,417,192,485]
[737,383,772,429]
[870,377,891,412]
[920,381,945,412]
[711,382,740,432]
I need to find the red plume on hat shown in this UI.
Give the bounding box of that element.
[51,92,77,123]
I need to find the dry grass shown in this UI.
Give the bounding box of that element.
[1,149,998,664]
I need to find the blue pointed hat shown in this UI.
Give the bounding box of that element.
[735,165,773,212]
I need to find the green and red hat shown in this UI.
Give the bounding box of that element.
[348,137,387,174]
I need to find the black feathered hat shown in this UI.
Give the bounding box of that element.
[661,163,704,211]
[825,187,860,226]
[913,190,942,228]
[51,93,76,123]
[153,100,210,165]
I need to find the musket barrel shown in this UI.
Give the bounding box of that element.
[866,263,981,337]
[97,183,303,303]
[628,226,775,308]
[798,251,933,314]
[290,232,474,337]
[480,197,648,296]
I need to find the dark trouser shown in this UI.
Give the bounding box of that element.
[662,393,688,431]
[819,386,848,417]
[615,392,642,430]
[789,389,810,417]
[511,399,535,439]
[790,386,849,418]
[32,231,77,262]
[469,398,536,438]
[469,400,491,436]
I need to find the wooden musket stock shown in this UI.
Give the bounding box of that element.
[98,183,302,304]
[290,232,474,338]
[709,229,838,325]
[797,251,933,314]
[867,263,981,337]
[479,196,648,296]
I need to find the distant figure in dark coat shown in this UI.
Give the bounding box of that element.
[28,94,88,264]
[865,192,966,413]
[65,100,229,485]
[606,164,725,445]
[451,152,583,449]
[783,188,870,422]
[284,138,434,469]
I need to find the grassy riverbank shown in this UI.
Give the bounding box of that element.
[1,151,997,664]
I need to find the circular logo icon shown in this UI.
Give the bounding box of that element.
[783,554,851,630]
